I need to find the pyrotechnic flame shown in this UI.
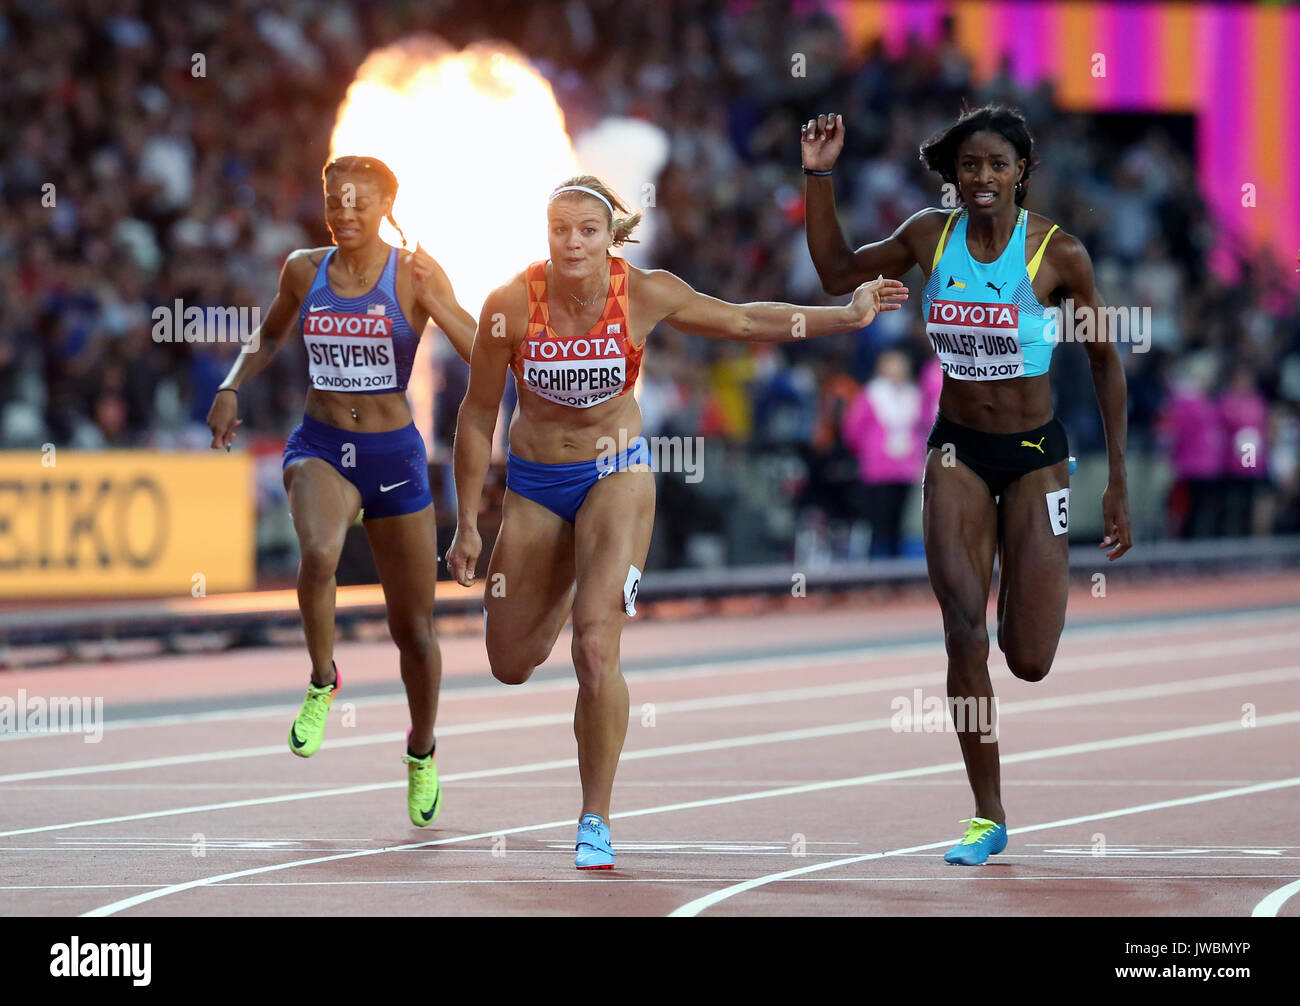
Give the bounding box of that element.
[328,36,669,448]
[330,36,579,316]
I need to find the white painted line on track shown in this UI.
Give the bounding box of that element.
[79,712,1300,916]
[1250,878,1300,917]
[6,666,1297,835]
[6,613,1296,741]
[5,631,1297,782]
[667,775,1300,917]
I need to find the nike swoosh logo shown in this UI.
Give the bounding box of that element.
[290,724,308,748]
[308,304,327,312]
[379,480,410,492]
[420,789,441,822]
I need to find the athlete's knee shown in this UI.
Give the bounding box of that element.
[486,640,535,686]
[940,606,989,661]
[489,659,532,686]
[297,541,340,583]
[1006,653,1053,683]
[485,626,538,686]
[389,614,437,666]
[571,619,619,688]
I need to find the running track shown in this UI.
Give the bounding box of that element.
[2,572,1299,917]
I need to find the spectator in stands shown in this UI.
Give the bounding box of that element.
[1218,363,1270,537]
[842,349,924,557]
[1158,354,1227,538]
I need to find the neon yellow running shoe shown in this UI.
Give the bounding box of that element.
[402,747,441,827]
[288,665,339,758]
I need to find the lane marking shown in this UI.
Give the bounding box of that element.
[0,778,1279,792]
[80,712,1300,916]
[11,874,1300,895]
[6,633,1298,782]
[6,611,1296,740]
[668,776,1300,917]
[1251,878,1300,917]
[6,667,1297,834]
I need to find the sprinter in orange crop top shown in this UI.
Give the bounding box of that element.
[446,174,908,870]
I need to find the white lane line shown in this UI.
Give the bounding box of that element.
[7,665,1297,835]
[80,712,1300,917]
[7,611,1296,741]
[2,779,1276,792]
[667,775,1300,917]
[1251,878,1300,917]
[3,640,947,741]
[1,885,166,891]
[188,874,1300,887]
[0,682,577,740]
[12,874,1300,895]
[7,626,1298,782]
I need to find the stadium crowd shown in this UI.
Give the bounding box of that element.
[3,0,1296,571]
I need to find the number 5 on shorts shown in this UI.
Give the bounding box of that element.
[1045,488,1070,536]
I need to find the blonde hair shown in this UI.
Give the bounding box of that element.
[549,175,641,246]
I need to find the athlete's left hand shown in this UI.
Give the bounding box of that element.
[1100,483,1132,560]
[408,243,440,308]
[847,275,909,327]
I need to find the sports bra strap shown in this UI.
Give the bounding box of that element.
[1027,223,1059,282]
[931,209,961,271]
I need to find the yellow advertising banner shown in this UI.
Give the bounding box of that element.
[0,450,255,598]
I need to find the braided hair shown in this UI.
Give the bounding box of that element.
[322,155,407,246]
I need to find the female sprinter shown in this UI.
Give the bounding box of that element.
[205,156,475,828]
[801,106,1133,864]
[447,176,907,869]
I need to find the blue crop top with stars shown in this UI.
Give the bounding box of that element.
[298,247,421,394]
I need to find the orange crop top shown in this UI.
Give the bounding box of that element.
[510,256,644,409]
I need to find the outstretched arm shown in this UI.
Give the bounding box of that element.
[639,268,907,344]
[1055,235,1132,560]
[802,114,921,293]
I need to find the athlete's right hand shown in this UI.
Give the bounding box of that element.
[205,389,242,450]
[846,274,909,327]
[801,113,845,172]
[446,524,482,587]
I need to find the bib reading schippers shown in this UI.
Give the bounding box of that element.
[511,257,643,409]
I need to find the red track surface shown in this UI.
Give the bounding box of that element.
[3,572,1299,917]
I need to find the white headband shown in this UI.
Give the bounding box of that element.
[548,185,615,218]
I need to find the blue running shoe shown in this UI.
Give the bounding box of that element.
[943,817,1008,866]
[575,813,615,870]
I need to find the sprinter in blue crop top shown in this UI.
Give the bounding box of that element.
[205,156,475,830]
[802,105,1133,866]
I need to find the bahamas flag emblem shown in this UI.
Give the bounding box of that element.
[946,276,967,290]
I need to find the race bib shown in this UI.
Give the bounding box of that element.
[926,300,1024,381]
[519,332,626,409]
[1046,487,1070,535]
[303,311,398,392]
